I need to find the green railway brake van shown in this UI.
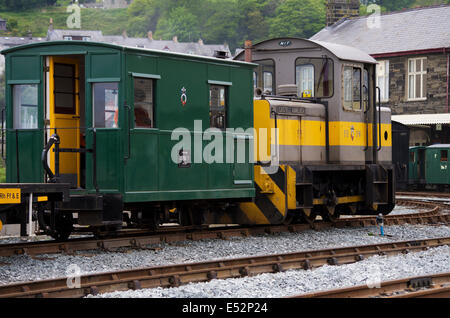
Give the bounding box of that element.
[1,41,256,236]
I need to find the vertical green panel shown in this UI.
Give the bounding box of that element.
[95,130,121,190]
[125,130,158,191]
[6,130,44,183]
[90,53,121,79]
[9,55,40,81]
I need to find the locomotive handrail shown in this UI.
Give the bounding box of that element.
[376,87,382,152]
[363,85,369,151]
[42,134,60,182]
[1,108,4,160]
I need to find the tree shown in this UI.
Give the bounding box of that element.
[269,0,326,39]
[154,6,201,41]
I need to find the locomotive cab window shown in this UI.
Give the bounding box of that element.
[133,77,154,128]
[254,59,275,94]
[93,82,119,128]
[209,85,226,130]
[343,66,362,111]
[13,84,38,129]
[295,57,334,98]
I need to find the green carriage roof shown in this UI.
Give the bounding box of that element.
[1,40,257,68]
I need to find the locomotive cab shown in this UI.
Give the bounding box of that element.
[234,38,395,222]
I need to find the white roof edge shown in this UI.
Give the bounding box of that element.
[309,39,377,64]
[392,113,450,125]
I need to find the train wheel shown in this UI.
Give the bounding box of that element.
[50,212,73,241]
[320,208,340,223]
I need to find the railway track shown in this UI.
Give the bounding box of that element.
[0,236,448,298]
[0,199,448,258]
[294,271,450,298]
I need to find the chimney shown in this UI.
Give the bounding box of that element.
[198,38,204,45]
[326,0,360,26]
[147,30,153,41]
[122,30,128,38]
[172,36,178,43]
[244,40,252,63]
[49,18,54,32]
[27,30,32,39]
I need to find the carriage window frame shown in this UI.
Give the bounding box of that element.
[209,83,229,130]
[92,82,119,129]
[13,84,39,129]
[441,150,448,162]
[343,65,363,111]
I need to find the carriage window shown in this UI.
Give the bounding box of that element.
[133,77,154,128]
[254,59,274,94]
[13,84,38,129]
[343,66,362,111]
[93,82,119,128]
[295,58,333,98]
[409,151,415,162]
[441,150,448,162]
[253,72,257,89]
[209,85,226,130]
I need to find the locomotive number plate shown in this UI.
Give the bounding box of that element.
[0,188,21,204]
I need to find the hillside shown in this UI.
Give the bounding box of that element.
[0,4,129,37]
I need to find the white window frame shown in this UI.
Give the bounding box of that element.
[407,57,427,101]
[376,60,389,102]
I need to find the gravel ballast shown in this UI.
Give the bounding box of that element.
[0,223,449,287]
[90,245,450,298]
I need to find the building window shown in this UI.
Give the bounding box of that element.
[263,71,273,94]
[343,66,362,111]
[133,77,154,128]
[209,85,226,129]
[408,57,427,101]
[376,60,389,102]
[13,84,38,129]
[93,82,119,128]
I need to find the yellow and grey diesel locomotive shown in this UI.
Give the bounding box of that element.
[230,38,395,224]
[0,38,394,239]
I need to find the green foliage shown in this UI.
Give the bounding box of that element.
[269,0,326,39]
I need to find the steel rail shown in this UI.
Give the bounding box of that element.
[0,199,448,258]
[0,236,449,298]
[293,271,450,298]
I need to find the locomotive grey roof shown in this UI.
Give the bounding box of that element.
[234,37,376,64]
[311,4,450,55]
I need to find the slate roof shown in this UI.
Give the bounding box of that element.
[47,29,230,57]
[311,4,450,55]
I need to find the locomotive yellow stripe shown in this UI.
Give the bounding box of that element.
[269,117,392,148]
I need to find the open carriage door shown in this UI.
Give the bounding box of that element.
[48,56,80,188]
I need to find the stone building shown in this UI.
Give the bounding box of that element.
[326,0,360,26]
[311,4,450,145]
